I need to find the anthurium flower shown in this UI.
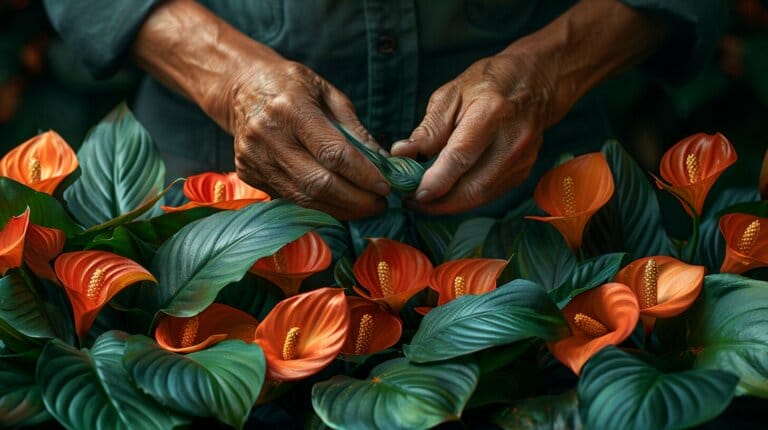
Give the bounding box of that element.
[616,256,704,332]
[0,208,30,275]
[0,130,78,194]
[254,287,350,381]
[162,171,270,212]
[24,223,66,282]
[249,231,331,296]
[527,153,614,251]
[719,213,768,274]
[654,133,737,217]
[352,238,433,314]
[341,297,402,355]
[155,303,259,353]
[416,258,507,315]
[548,282,639,375]
[54,250,157,339]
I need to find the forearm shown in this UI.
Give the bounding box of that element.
[130,0,284,131]
[501,0,670,125]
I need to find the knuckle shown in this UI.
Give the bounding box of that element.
[444,148,474,173]
[316,144,348,171]
[302,169,335,199]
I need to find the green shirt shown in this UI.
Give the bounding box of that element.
[43,0,727,214]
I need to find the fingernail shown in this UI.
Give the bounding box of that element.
[374,181,390,196]
[416,189,431,202]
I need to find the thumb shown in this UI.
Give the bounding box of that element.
[392,86,459,159]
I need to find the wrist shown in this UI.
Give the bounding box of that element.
[132,0,284,132]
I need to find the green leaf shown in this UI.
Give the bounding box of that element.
[216,273,283,321]
[578,347,737,430]
[312,357,478,430]
[0,350,50,427]
[64,103,166,228]
[152,200,339,316]
[333,253,356,291]
[125,206,219,245]
[413,217,458,264]
[124,335,266,429]
[512,220,576,292]
[444,217,495,261]
[335,125,424,192]
[0,273,55,339]
[491,391,582,430]
[0,177,81,236]
[83,178,182,234]
[348,208,407,257]
[37,331,186,430]
[549,253,626,308]
[587,140,671,259]
[404,279,569,363]
[683,274,768,397]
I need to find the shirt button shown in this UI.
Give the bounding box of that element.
[376,35,397,55]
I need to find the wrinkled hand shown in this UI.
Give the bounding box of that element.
[220,60,390,220]
[392,51,558,215]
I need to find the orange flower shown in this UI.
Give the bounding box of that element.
[548,282,639,375]
[352,238,433,314]
[616,256,704,332]
[0,208,30,275]
[162,172,270,212]
[155,303,259,353]
[54,250,157,339]
[0,130,78,194]
[249,231,331,297]
[416,258,507,315]
[654,133,737,217]
[341,297,402,355]
[527,153,614,251]
[24,223,66,282]
[253,287,350,381]
[719,213,768,274]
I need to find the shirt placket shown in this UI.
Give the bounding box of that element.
[362,0,418,150]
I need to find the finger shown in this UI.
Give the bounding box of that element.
[293,103,391,197]
[322,86,389,156]
[392,85,460,159]
[272,137,388,218]
[409,128,540,215]
[413,100,497,203]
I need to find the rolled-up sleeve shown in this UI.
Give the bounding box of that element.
[43,0,161,78]
[620,0,730,83]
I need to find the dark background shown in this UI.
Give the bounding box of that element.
[1,0,766,193]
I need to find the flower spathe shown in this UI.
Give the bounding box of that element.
[155,303,259,353]
[527,153,614,251]
[0,208,30,275]
[352,238,433,314]
[0,130,78,194]
[416,258,507,315]
[54,250,157,339]
[250,231,331,296]
[341,297,402,355]
[24,223,66,282]
[162,171,271,212]
[548,282,639,375]
[719,213,768,274]
[254,287,350,381]
[616,256,705,332]
[654,132,737,217]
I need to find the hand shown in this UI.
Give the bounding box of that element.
[392,50,554,214]
[223,60,390,220]
[132,0,390,220]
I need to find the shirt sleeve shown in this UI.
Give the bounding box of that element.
[43,0,161,79]
[619,0,730,83]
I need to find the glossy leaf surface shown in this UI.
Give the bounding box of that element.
[404,279,568,363]
[125,336,266,429]
[312,357,478,430]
